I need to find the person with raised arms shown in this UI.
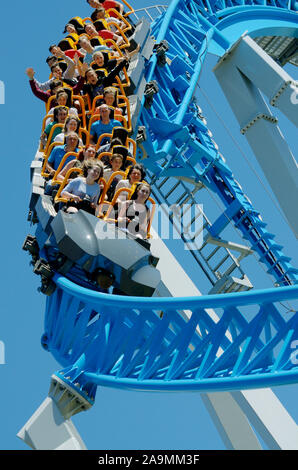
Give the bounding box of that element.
[82,57,127,106]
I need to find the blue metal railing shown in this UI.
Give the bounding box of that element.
[42,274,298,403]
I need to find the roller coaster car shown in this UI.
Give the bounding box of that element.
[51,208,161,297]
[25,194,161,298]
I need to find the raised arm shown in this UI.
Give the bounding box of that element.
[26,68,50,103]
[104,58,128,87]
[72,62,89,94]
[34,78,54,92]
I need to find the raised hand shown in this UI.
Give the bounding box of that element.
[26,67,35,79]
[80,61,89,77]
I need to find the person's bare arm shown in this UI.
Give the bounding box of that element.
[117,199,130,223]
[60,189,81,201]
[45,161,56,177]
[139,208,150,235]
[113,33,124,46]
[56,159,76,182]
[40,131,48,147]
[89,133,97,146]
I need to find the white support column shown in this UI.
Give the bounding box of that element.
[213,36,298,238]
[17,397,87,450]
[224,35,298,128]
[232,389,298,450]
[201,392,262,450]
[150,229,298,449]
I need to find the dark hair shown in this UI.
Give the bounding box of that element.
[50,63,62,73]
[63,23,77,34]
[53,105,68,122]
[49,80,63,92]
[91,10,99,22]
[127,164,146,182]
[49,44,57,53]
[56,87,72,107]
[130,182,151,203]
[46,56,57,65]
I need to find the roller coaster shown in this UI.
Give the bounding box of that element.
[19,0,298,450]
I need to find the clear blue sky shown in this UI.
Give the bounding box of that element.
[0,0,297,450]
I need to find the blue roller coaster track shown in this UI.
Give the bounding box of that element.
[24,0,298,426]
